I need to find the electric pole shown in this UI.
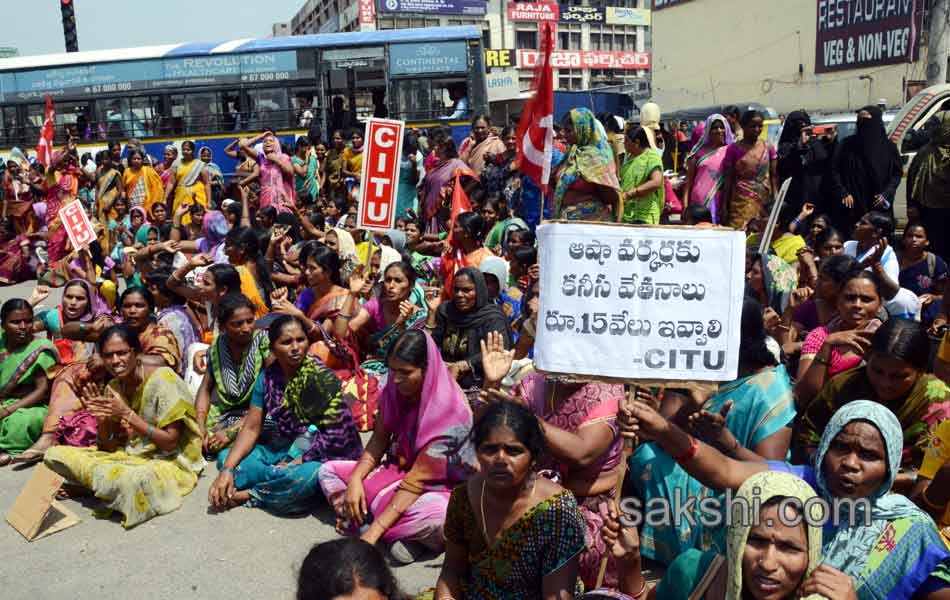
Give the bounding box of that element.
[927,0,950,86]
[60,0,79,53]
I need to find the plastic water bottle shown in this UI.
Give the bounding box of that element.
[287,424,317,461]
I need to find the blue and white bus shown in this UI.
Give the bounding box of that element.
[0,26,487,174]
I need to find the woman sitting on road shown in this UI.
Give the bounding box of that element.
[794,318,950,471]
[0,299,60,465]
[209,315,362,515]
[319,330,476,565]
[44,324,205,528]
[621,399,950,600]
[435,401,586,600]
[195,294,270,455]
[794,268,884,406]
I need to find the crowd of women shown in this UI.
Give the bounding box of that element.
[0,106,949,600]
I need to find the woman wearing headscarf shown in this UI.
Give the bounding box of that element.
[621,399,950,600]
[156,145,178,188]
[196,210,230,264]
[239,132,296,214]
[423,267,512,398]
[44,145,81,262]
[626,298,797,565]
[459,114,506,176]
[552,107,622,222]
[324,227,362,283]
[209,315,362,515]
[777,110,834,214]
[319,330,475,565]
[641,471,832,600]
[908,113,950,261]
[682,114,734,224]
[830,106,902,233]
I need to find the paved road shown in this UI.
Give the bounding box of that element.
[0,281,441,600]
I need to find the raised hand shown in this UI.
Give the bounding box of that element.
[424,286,443,312]
[188,252,213,269]
[28,285,51,307]
[824,329,873,356]
[687,400,733,447]
[480,330,514,386]
[395,300,419,326]
[348,264,368,295]
[788,287,813,309]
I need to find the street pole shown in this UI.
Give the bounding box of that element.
[927,0,950,86]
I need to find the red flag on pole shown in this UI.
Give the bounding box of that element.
[36,95,55,167]
[515,21,555,193]
[438,167,476,293]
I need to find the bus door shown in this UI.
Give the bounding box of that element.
[317,46,386,139]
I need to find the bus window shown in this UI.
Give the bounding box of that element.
[169,92,222,135]
[128,96,160,139]
[95,98,152,141]
[55,101,94,142]
[247,88,290,131]
[1,106,18,146]
[392,79,432,122]
[292,89,319,131]
[25,104,45,143]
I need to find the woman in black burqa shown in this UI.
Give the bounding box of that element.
[829,105,902,234]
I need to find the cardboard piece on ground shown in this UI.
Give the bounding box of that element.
[6,464,80,541]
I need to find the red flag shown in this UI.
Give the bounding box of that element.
[438,167,476,293]
[35,95,55,167]
[516,21,555,192]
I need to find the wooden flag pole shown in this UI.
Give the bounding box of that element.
[594,384,664,590]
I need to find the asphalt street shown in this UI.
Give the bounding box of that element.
[0,280,441,600]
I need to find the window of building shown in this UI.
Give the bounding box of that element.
[591,25,638,52]
[558,69,583,91]
[558,24,582,51]
[516,28,538,50]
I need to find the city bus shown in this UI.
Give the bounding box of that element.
[0,26,487,174]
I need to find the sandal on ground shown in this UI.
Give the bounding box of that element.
[0,453,11,467]
[10,448,45,466]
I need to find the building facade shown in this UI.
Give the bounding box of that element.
[289,0,653,97]
[271,22,292,37]
[650,0,929,114]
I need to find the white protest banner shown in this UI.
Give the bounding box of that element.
[57,199,96,251]
[357,118,405,231]
[535,223,746,381]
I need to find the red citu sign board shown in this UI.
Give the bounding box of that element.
[357,118,405,231]
[58,199,96,251]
